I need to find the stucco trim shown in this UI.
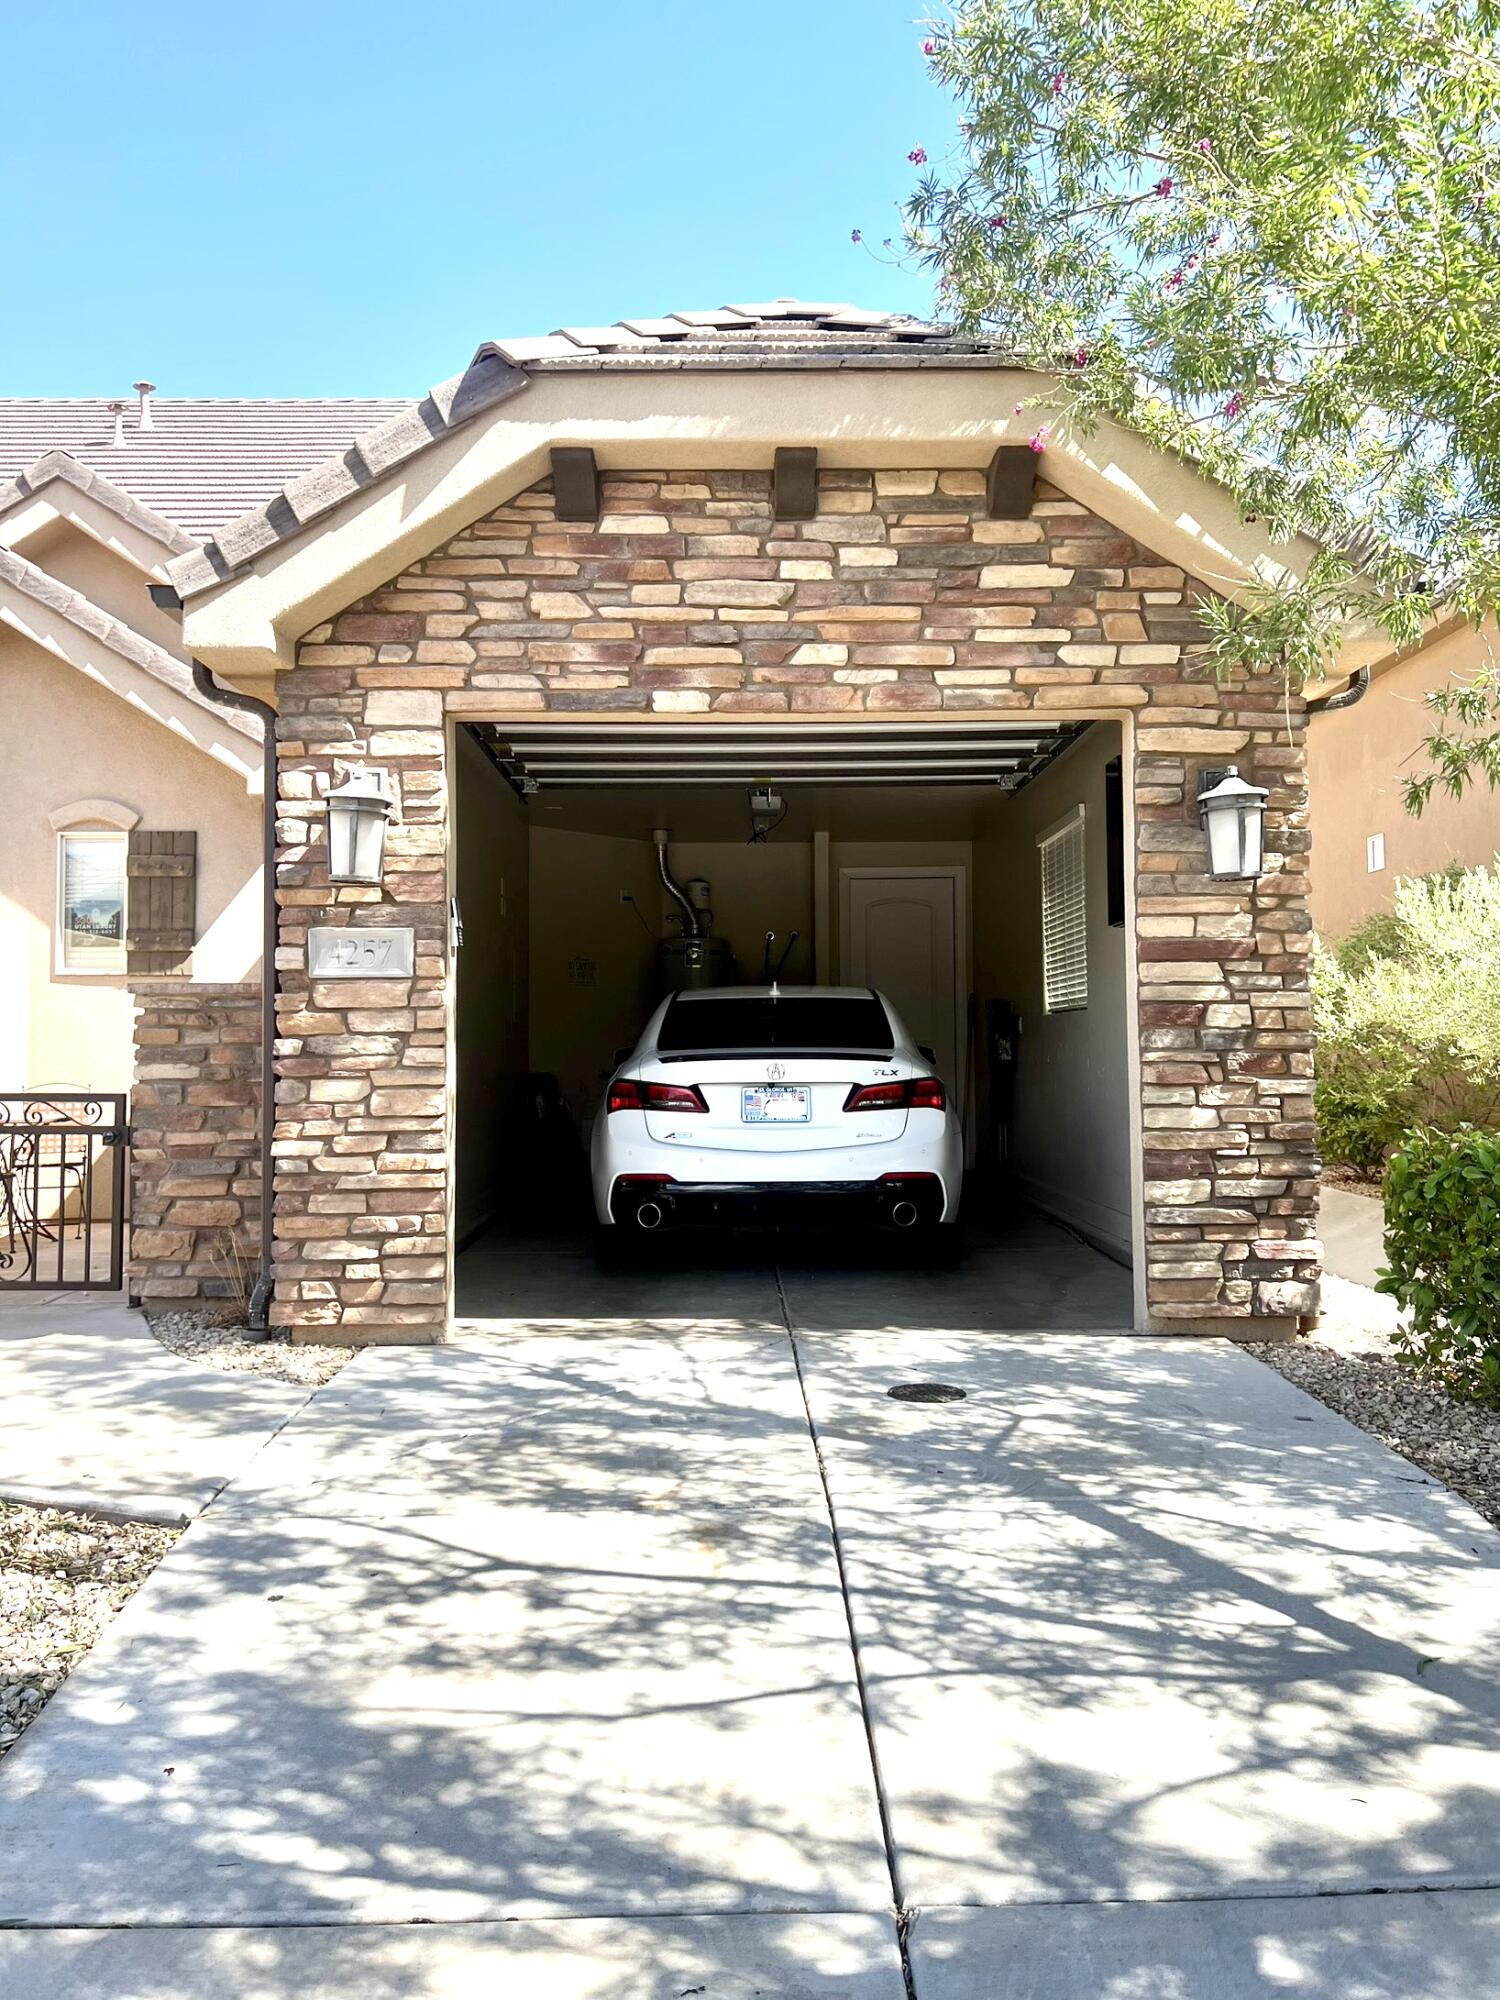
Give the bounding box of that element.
[174,368,1375,684]
[48,796,141,832]
[0,451,199,565]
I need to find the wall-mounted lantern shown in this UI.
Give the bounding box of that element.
[1197,765,1269,880]
[325,768,392,884]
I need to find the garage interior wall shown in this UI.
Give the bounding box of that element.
[972,726,1131,1261]
[453,729,530,1242]
[455,722,1131,1257]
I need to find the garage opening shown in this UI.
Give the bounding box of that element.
[452,718,1134,1330]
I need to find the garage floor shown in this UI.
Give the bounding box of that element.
[455,1196,1135,1338]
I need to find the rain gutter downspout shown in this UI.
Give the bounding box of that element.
[1306,665,1371,714]
[191,661,277,1335]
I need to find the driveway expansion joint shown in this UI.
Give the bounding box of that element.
[776,1260,918,2000]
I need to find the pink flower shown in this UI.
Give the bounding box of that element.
[1208,232,1222,248]
[1224,393,1244,419]
[1166,269,1184,291]
[1014,402,1024,414]
[851,228,862,244]
[1029,428,1050,454]
[1155,176,1174,198]
[1052,71,1065,94]
[923,38,936,54]
[1186,255,1200,269]
[908,146,928,165]
[1197,138,1213,155]
[1073,345,1089,368]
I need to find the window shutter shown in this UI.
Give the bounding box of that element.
[1039,811,1088,1012]
[126,831,196,976]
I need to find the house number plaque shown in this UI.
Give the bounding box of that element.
[307,927,415,978]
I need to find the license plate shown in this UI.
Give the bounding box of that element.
[741,1086,811,1124]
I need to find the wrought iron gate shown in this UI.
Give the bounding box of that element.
[0,1093,127,1291]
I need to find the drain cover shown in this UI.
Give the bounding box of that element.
[887,1381,967,1403]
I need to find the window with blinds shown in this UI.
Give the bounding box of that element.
[1038,806,1088,1012]
[57,831,128,974]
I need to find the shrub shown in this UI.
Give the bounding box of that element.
[1379,1127,1500,1404]
[1314,862,1500,1174]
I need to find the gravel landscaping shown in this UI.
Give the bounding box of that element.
[1,1501,178,1763]
[1247,1275,1500,1534]
[145,1308,350,1387]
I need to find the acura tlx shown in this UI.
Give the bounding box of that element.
[590,985,963,1259]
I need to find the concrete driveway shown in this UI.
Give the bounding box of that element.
[2,1296,1498,1994]
[0,1293,307,1523]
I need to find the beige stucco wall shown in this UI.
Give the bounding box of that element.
[16,520,189,657]
[0,634,263,1094]
[973,728,1132,1260]
[1310,620,1500,938]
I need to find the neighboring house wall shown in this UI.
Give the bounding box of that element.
[974,727,1132,1260]
[0,633,263,1093]
[242,465,1317,1343]
[1309,620,1500,939]
[11,519,189,656]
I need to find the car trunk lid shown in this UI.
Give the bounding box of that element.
[639,1054,912,1152]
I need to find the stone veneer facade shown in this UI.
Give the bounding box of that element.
[250,465,1319,1342]
[128,980,262,1306]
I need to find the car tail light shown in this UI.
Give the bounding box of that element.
[607,1080,708,1114]
[843,1078,946,1113]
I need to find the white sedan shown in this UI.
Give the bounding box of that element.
[591,985,963,1257]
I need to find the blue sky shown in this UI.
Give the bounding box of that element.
[9,2,952,396]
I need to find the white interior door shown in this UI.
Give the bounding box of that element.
[840,871,964,1100]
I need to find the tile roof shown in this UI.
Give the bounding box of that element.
[0,397,415,539]
[480,299,1015,372]
[163,301,1019,601]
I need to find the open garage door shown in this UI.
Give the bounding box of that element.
[477,718,1088,791]
[451,713,1134,1324]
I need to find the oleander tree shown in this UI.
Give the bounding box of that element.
[903,0,1500,809]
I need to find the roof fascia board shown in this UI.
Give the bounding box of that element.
[177,367,1353,679]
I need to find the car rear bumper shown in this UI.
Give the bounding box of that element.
[607,1174,950,1231]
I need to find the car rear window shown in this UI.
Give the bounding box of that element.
[658,994,894,1054]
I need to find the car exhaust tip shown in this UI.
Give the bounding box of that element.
[890,1200,919,1229]
[635,1202,664,1231]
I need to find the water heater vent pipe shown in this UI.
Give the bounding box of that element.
[652,826,701,938]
